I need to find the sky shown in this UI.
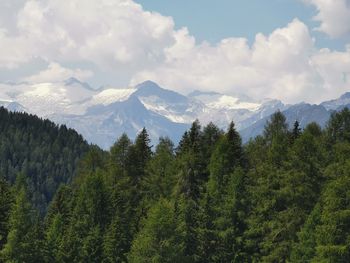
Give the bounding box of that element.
[0,0,350,103]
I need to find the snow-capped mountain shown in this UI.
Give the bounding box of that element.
[321,92,350,111]
[0,78,348,148]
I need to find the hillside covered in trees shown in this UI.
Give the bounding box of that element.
[0,107,90,214]
[1,107,350,262]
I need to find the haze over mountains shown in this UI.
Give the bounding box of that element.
[0,78,349,148]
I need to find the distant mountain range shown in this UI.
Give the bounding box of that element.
[0,78,349,148]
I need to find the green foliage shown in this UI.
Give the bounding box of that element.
[326,108,350,143]
[0,107,90,214]
[312,161,350,262]
[0,178,13,250]
[0,183,45,262]
[1,108,350,262]
[129,199,185,263]
[143,137,176,202]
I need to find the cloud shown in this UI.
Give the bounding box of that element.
[304,0,350,38]
[24,62,93,83]
[0,0,176,70]
[132,19,350,103]
[0,0,349,104]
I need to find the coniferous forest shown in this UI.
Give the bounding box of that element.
[1,106,350,262]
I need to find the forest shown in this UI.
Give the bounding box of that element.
[1,106,350,262]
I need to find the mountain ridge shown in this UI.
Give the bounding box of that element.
[0,78,348,148]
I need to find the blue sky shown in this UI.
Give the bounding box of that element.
[135,0,347,50]
[0,0,350,103]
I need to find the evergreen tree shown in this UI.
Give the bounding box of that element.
[1,184,44,262]
[129,199,186,263]
[131,128,152,182]
[312,161,350,262]
[44,185,73,262]
[201,122,223,167]
[263,111,289,167]
[0,178,13,250]
[245,112,324,262]
[64,171,109,262]
[143,137,176,202]
[103,211,131,263]
[326,107,350,143]
[290,203,321,262]
[290,120,302,143]
[0,107,90,214]
[109,133,132,180]
[1,107,350,262]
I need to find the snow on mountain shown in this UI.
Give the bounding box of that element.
[0,100,26,112]
[0,78,349,148]
[133,81,204,124]
[238,99,289,131]
[321,92,350,111]
[189,90,260,111]
[52,95,189,149]
[0,80,95,116]
[89,88,136,106]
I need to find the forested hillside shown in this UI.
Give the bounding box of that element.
[1,108,350,262]
[0,107,90,214]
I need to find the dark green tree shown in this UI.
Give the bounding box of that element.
[129,199,186,263]
[264,111,289,167]
[1,184,44,262]
[143,137,176,202]
[326,107,350,143]
[312,161,350,262]
[0,178,13,250]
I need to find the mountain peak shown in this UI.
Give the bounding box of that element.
[135,80,160,89]
[133,80,187,102]
[321,91,350,110]
[64,77,94,90]
[340,92,350,100]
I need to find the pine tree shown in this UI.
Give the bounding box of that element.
[263,111,289,167]
[109,133,132,181]
[64,172,110,262]
[326,107,350,143]
[103,211,131,263]
[45,185,73,262]
[201,122,223,166]
[0,178,13,250]
[128,199,186,263]
[290,203,321,262]
[0,107,89,214]
[1,184,44,262]
[312,161,350,262]
[245,118,325,262]
[173,121,207,261]
[143,137,176,202]
[290,120,302,143]
[134,128,152,170]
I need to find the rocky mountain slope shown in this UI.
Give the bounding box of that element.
[0,78,348,148]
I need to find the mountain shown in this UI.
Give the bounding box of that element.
[0,79,349,148]
[133,81,203,123]
[0,100,26,112]
[52,95,189,149]
[321,92,350,110]
[240,103,331,142]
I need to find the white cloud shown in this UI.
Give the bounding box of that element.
[0,0,349,104]
[0,0,176,70]
[24,62,93,83]
[304,0,350,38]
[132,19,349,103]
